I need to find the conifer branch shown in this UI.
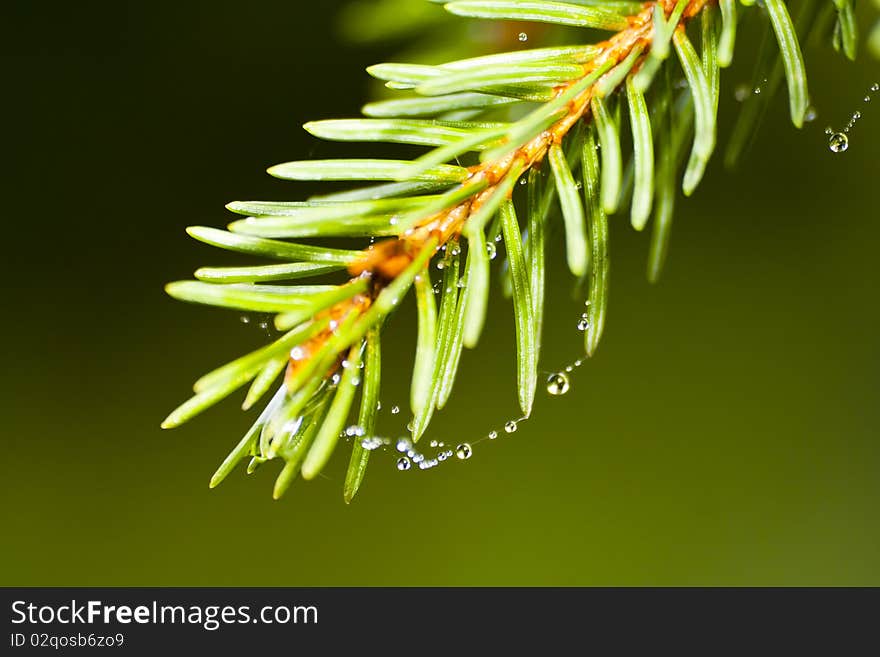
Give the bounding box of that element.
[164,0,865,502]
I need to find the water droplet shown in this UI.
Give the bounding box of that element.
[455,443,472,460]
[872,83,879,92]
[864,96,871,103]
[577,314,590,331]
[436,261,445,270]
[412,453,424,464]
[852,111,861,120]
[828,132,848,153]
[519,178,527,185]
[488,430,498,440]
[546,372,570,396]
[361,437,384,451]
[824,126,833,136]
[504,420,518,434]
[437,451,448,461]
[396,437,412,453]
[290,346,306,361]
[429,440,438,447]
[518,32,528,42]
[397,457,411,471]
[486,243,497,260]
[753,86,762,95]
[804,106,817,122]
[240,315,251,324]
[391,405,400,415]
[734,84,750,102]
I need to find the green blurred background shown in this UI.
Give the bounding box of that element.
[1,0,878,586]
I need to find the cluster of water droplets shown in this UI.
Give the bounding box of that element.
[826,82,878,154]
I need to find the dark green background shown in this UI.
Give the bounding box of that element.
[1,1,878,585]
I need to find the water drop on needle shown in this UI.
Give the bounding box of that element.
[546,372,570,396]
[488,430,498,440]
[455,443,472,460]
[518,32,528,42]
[504,420,518,434]
[397,457,411,471]
[391,405,400,415]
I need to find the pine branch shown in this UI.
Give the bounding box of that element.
[164,0,864,502]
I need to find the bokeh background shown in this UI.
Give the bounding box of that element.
[1,0,878,585]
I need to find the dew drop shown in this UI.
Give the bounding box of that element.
[518,32,528,42]
[397,457,411,471]
[396,437,411,453]
[872,83,879,92]
[437,451,448,461]
[486,243,497,260]
[488,430,498,440]
[546,372,570,396]
[504,420,518,434]
[429,440,438,447]
[864,96,871,103]
[436,261,445,270]
[391,405,400,415]
[577,314,590,331]
[804,106,817,122]
[828,132,848,153]
[455,443,472,460]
